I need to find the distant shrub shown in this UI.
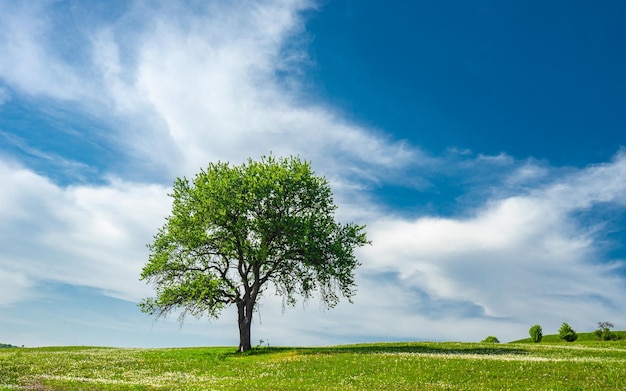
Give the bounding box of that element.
[595,321,617,341]
[529,324,543,343]
[558,322,578,342]
[481,336,500,343]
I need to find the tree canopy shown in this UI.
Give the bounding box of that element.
[140,155,368,351]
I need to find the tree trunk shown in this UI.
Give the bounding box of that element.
[237,300,253,352]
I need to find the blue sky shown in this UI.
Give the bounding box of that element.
[1,0,626,347]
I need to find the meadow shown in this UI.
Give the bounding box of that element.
[2,340,626,390]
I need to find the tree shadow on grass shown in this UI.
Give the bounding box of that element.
[226,342,530,358]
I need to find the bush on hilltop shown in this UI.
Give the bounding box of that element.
[481,336,500,343]
[558,322,578,342]
[594,321,618,341]
[529,324,543,343]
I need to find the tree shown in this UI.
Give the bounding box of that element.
[594,321,616,341]
[558,322,578,342]
[139,155,369,352]
[529,324,542,343]
[481,336,500,343]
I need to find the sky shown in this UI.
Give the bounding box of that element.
[1,0,626,347]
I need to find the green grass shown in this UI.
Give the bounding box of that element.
[2,340,626,390]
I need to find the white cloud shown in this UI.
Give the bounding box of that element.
[356,152,626,341]
[476,152,515,165]
[0,0,419,184]
[0,269,32,307]
[0,1,90,101]
[127,0,416,179]
[0,160,171,305]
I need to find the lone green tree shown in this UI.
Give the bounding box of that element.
[140,156,369,352]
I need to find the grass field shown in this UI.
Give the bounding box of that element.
[2,340,626,390]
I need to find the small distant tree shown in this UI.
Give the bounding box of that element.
[529,324,543,343]
[594,321,616,341]
[558,322,578,342]
[481,336,500,343]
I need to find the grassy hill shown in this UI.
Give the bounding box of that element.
[511,330,626,343]
[2,341,626,390]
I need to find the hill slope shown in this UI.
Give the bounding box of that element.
[511,330,626,343]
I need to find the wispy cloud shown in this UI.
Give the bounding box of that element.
[0,1,90,101]
[0,159,170,306]
[123,0,416,180]
[0,0,419,185]
[0,131,98,182]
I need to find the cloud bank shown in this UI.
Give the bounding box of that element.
[359,152,626,340]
